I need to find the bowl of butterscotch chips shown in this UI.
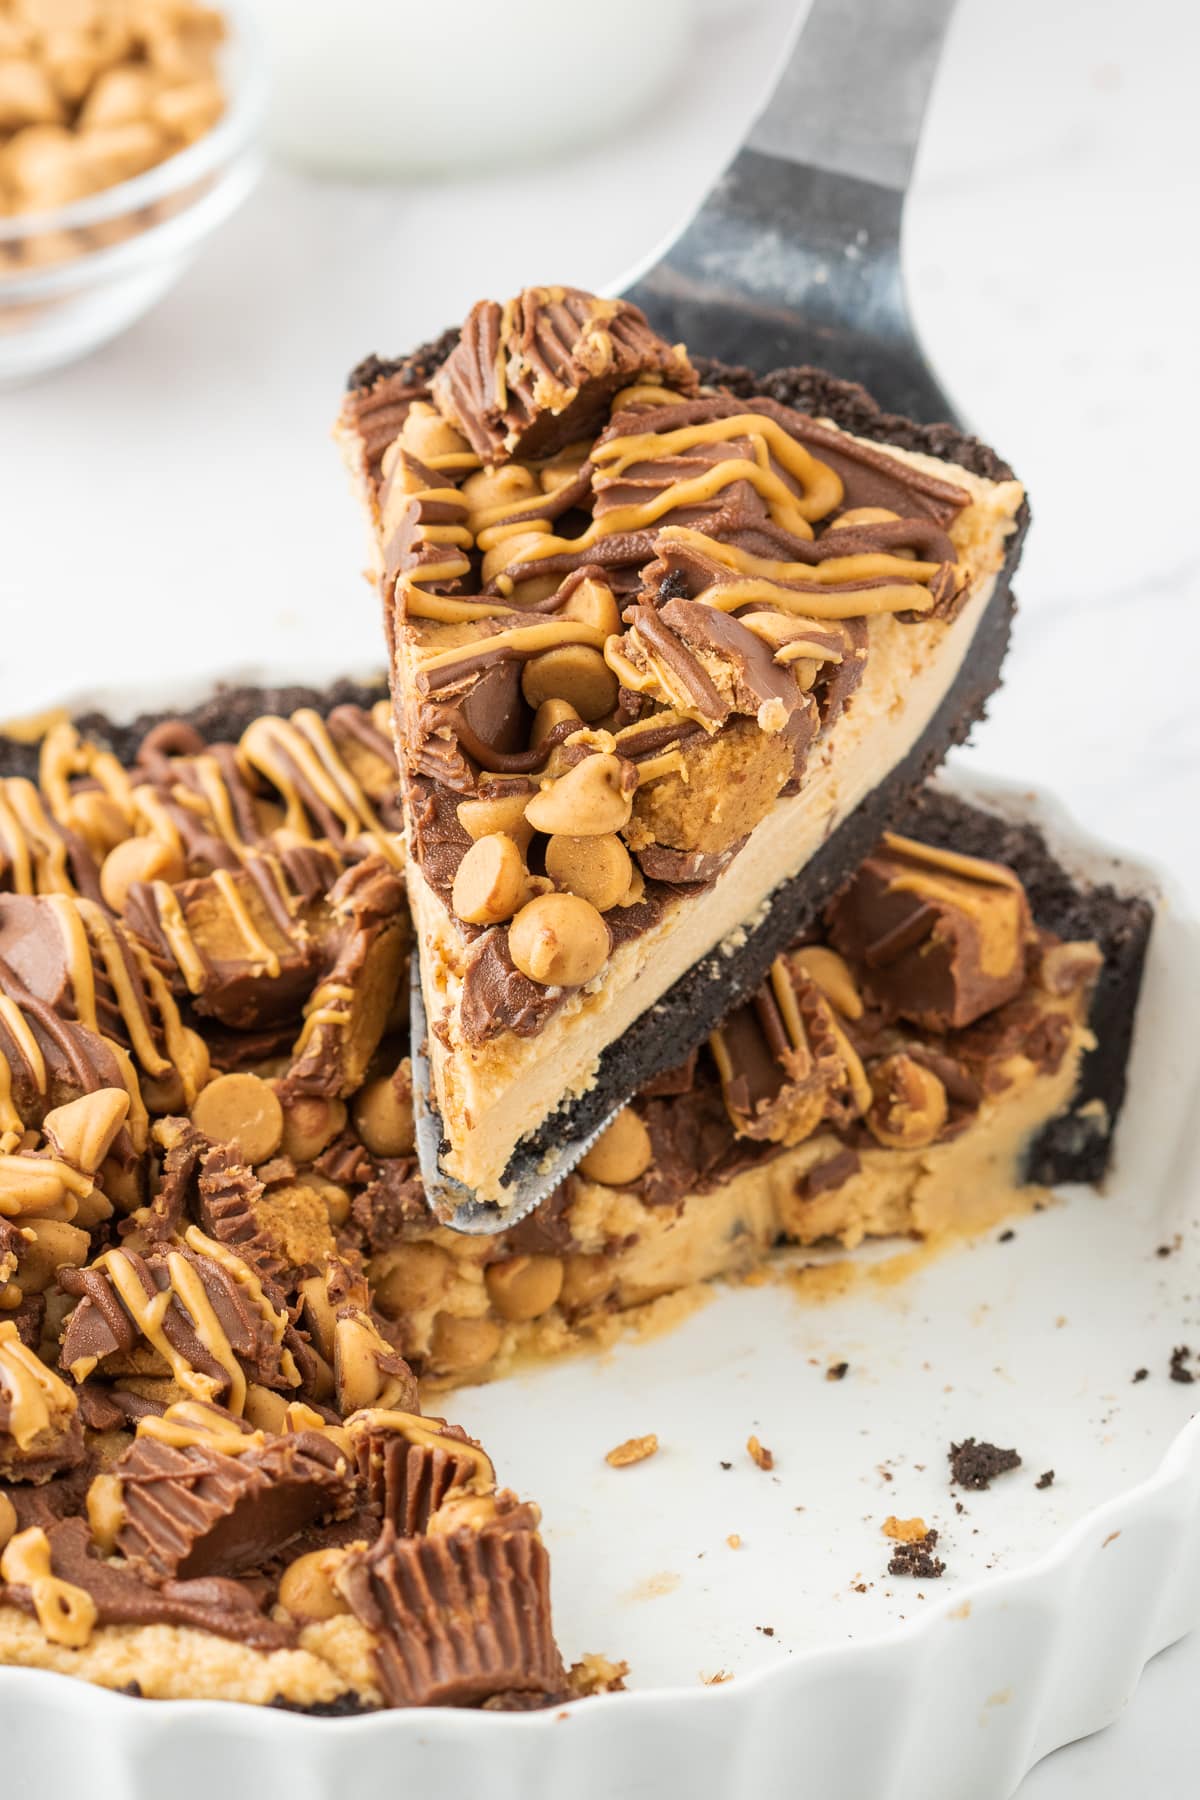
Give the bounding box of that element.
[0,0,264,380]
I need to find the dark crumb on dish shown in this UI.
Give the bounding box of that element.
[887,1529,945,1579]
[1156,1244,1175,1258]
[756,1625,776,1637]
[1169,1346,1195,1385]
[954,1500,965,1514]
[747,1436,775,1471]
[826,1361,850,1382]
[949,1438,1022,1490]
[719,1460,732,1471]
[853,1582,868,1594]
[998,1229,1016,1243]
[1035,1469,1055,1490]
[1132,1368,1149,1383]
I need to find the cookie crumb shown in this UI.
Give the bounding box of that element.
[719,1460,732,1471]
[746,1435,774,1471]
[726,1533,742,1549]
[881,1515,928,1543]
[887,1529,945,1579]
[948,1438,1021,1490]
[1170,1346,1195,1385]
[998,1229,1015,1243]
[705,1670,733,1685]
[1132,1368,1149,1383]
[755,1625,775,1637]
[826,1361,849,1382]
[606,1433,659,1467]
[1035,1470,1055,1490]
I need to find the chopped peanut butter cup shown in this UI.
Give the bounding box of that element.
[337,1522,564,1709]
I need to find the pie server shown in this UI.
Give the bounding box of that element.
[414,0,963,1233]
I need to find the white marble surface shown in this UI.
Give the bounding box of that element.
[1,0,1197,1789]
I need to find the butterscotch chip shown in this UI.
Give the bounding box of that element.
[560,577,621,637]
[429,1311,503,1374]
[43,1088,130,1174]
[558,1252,612,1313]
[278,1093,347,1165]
[350,1067,414,1159]
[507,892,610,987]
[457,790,534,851]
[524,753,633,837]
[530,698,581,751]
[372,1242,452,1317]
[485,1254,564,1323]
[545,832,632,913]
[190,1072,284,1166]
[15,1220,90,1294]
[605,1434,658,1468]
[278,1548,351,1622]
[746,1435,774,1472]
[77,65,156,130]
[521,645,619,722]
[64,788,128,858]
[99,834,184,913]
[452,832,530,925]
[578,1107,652,1186]
[0,1492,16,1554]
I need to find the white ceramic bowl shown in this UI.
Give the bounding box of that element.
[0,1,266,385]
[0,720,1193,1800]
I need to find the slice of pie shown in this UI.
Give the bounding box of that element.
[338,285,1029,1203]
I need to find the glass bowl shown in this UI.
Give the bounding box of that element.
[0,0,265,385]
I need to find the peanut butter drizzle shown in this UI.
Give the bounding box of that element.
[136,1399,269,1455]
[0,1053,20,1139]
[240,713,402,868]
[415,618,608,679]
[0,1152,90,1219]
[58,896,205,1105]
[0,1320,78,1448]
[183,1226,301,1391]
[39,723,134,835]
[90,1246,225,1404]
[211,870,282,979]
[1,1527,97,1649]
[0,780,74,895]
[346,1407,495,1490]
[193,754,258,859]
[166,1250,249,1414]
[291,981,356,1057]
[149,881,208,994]
[0,996,46,1094]
[130,785,184,858]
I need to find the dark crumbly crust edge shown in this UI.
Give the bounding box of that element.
[893,789,1153,1184]
[0,677,388,783]
[345,336,1033,1188]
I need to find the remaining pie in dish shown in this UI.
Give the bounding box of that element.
[338,287,1028,1203]
[0,687,1150,1709]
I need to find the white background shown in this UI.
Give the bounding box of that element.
[1,0,1198,1789]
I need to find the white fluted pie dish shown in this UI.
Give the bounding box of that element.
[1,673,1195,1800]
